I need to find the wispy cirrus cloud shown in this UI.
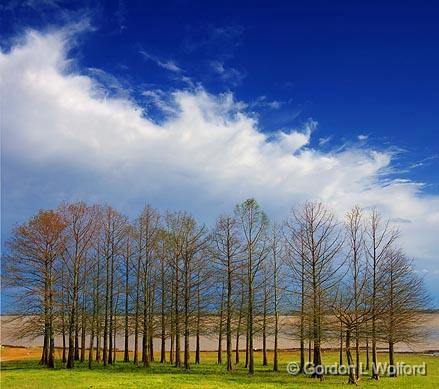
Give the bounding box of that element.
[318,136,332,146]
[250,95,291,110]
[183,24,244,54]
[139,49,183,72]
[210,60,245,85]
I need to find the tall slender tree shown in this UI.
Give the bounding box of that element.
[365,209,398,380]
[271,223,282,372]
[380,249,430,376]
[62,203,97,369]
[235,199,269,374]
[5,210,66,368]
[212,214,241,371]
[287,202,344,379]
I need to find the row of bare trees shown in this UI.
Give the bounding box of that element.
[3,199,429,383]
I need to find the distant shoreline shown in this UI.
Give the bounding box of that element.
[2,313,439,353]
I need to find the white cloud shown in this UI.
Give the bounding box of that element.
[1,28,439,273]
[318,136,332,146]
[251,95,284,110]
[210,60,244,85]
[276,119,315,153]
[139,50,182,72]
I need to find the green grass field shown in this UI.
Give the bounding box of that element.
[1,348,438,388]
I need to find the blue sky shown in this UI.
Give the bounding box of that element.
[1,0,439,306]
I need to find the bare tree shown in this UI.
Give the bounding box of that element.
[345,206,368,379]
[271,223,282,372]
[380,249,430,376]
[331,206,371,385]
[287,202,344,379]
[283,224,309,373]
[235,262,246,365]
[235,198,269,374]
[365,209,398,380]
[4,210,66,368]
[165,211,185,368]
[217,282,225,365]
[61,202,96,369]
[2,198,432,383]
[138,206,160,368]
[181,214,207,370]
[88,225,103,369]
[157,229,169,363]
[261,260,270,367]
[123,225,134,362]
[212,214,241,370]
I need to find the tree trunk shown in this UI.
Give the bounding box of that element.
[48,318,55,368]
[149,324,154,362]
[355,325,360,379]
[113,317,117,363]
[217,286,224,365]
[389,341,396,377]
[133,242,141,366]
[366,334,370,370]
[371,323,378,379]
[88,258,99,370]
[160,256,166,364]
[67,260,79,369]
[273,309,278,371]
[95,334,101,363]
[61,264,67,364]
[75,310,80,361]
[346,329,357,384]
[245,325,249,368]
[339,321,343,366]
[174,263,180,367]
[88,315,95,369]
[40,323,48,366]
[273,247,279,372]
[170,278,174,365]
[143,287,150,368]
[312,258,322,379]
[124,240,130,362]
[149,287,155,362]
[161,325,166,363]
[183,255,190,370]
[62,329,66,364]
[80,297,87,363]
[170,320,174,365]
[195,277,201,364]
[300,311,305,372]
[248,259,254,374]
[262,272,267,367]
[95,246,101,363]
[226,253,233,371]
[103,251,110,367]
[235,276,244,365]
[299,247,305,373]
[195,328,200,364]
[108,250,115,365]
[47,259,55,368]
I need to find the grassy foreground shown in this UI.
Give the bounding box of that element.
[1,347,438,388]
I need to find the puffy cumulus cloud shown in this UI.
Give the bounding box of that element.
[276,119,315,153]
[1,28,439,273]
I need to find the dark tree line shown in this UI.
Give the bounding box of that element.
[3,199,430,384]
